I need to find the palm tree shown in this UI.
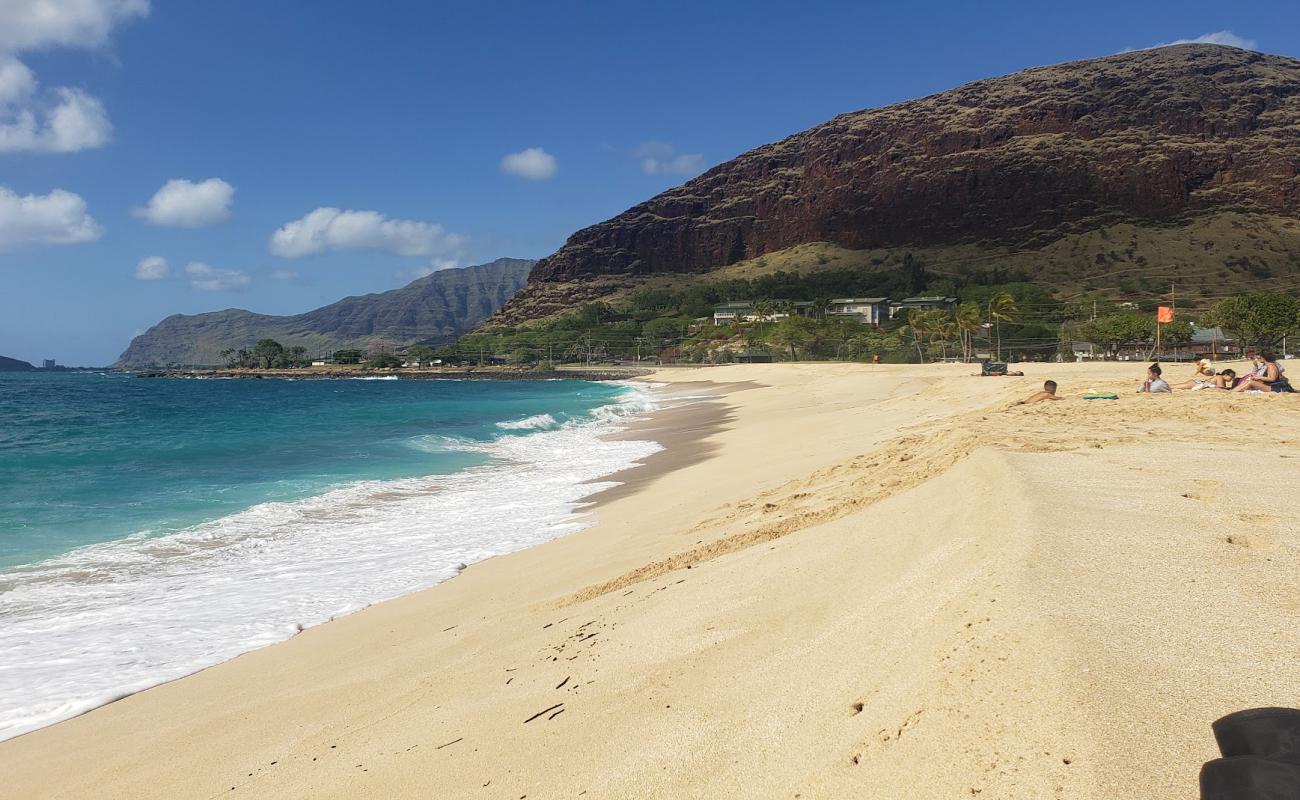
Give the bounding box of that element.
[906,308,929,363]
[955,301,982,362]
[988,292,1018,361]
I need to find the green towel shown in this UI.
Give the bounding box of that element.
[1082,392,1118,400]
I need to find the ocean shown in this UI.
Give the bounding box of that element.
[0,372,660,741]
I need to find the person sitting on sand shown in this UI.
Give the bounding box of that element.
[1138,363,1171,393]
[1231,351,1294,393]
[1014,380,1060,405]
[1170,359,1216,390]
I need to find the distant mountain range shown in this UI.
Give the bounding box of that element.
[491,44,1300,324]
[117,258,534,368]
[0,356,35,371]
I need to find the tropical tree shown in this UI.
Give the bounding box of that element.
[988,292,1018,360]
[955,301,982,362]
[767,318,817,360]
[252,339,285,369]
[287,345,308,367]
[1202,293,1300,350]
[333,349,363,364]
[906,308,931,363]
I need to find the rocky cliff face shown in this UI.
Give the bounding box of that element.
[118,259,534,367]
[495,45,1300,322]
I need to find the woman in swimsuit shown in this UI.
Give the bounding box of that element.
[1231,352,1294,393]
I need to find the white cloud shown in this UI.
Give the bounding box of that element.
[0,57,36,104]
[134,255,169,280]
[500,147,558,180]
[1148,31,1258,50]
[632,141,706,177]
[0,185,102,251]
[0,84,111,153]
[186,261,250,292]
[0,0,149,52]
[269,207,466,258]
[396,257,460,282]
[134,178,234,227]
[0,1,147,154]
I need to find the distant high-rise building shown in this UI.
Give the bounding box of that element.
[42,359,56,369]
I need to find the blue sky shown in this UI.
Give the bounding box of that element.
[1,1,1296,365]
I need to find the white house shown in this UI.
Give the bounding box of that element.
[827,297,888,326]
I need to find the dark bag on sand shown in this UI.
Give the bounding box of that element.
[981,362,1008,376]
[1200,756,1300,799]
[1213,708,1300,764]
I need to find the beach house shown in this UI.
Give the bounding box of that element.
[888,296,958,319]
[827,297,888,326]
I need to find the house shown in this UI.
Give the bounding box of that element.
[310,359,334,367]
[888,296,958,319]
[827,297,888,326]
[712,302,794,326]
[713,301,753,326]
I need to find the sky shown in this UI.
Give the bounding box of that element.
[1,1,1297,365]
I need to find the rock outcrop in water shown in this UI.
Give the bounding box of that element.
[118,258,534,368]
[492,45,1300,323]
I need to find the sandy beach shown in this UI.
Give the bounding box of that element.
[3,361,1299,799]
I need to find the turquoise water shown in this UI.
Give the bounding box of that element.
[0,372,627,568]
[0,372,661,740]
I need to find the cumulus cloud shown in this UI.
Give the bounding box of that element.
[0,185,102,251]
[134,255,169,280]
[632,141,706,177]
[0,0,149,52]
[0,81,112,153]
[500,147,558,180]
[269,207,466,258]
[134,178,234,227]
[185,261,250,292]
[1147,31,1258,50]
[0,1,147,154]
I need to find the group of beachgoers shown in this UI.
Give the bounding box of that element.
[1012,352,1293,405]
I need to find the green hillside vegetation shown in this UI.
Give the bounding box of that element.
[458,255,1300,366]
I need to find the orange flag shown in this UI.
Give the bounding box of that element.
[1156,306,1174,323]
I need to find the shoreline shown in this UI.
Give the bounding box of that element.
[3,362,1299,799]
[128,366,661,381]
[0,378,673,746]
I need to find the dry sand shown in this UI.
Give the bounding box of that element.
[3,361,1299,799]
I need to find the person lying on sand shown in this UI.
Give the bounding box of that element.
[1211,369,1238,390]
[1170,359,1216,390]
[1013,380,1060,405]
[1138,363,1171,393]
[1231,352,1294,393]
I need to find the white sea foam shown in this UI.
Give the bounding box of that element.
[351,375,400,381]
[495,413,560,430]
[0,382,663,742]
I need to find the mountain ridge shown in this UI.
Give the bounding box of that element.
[491,44,1300,324]
[118,258,534,367]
